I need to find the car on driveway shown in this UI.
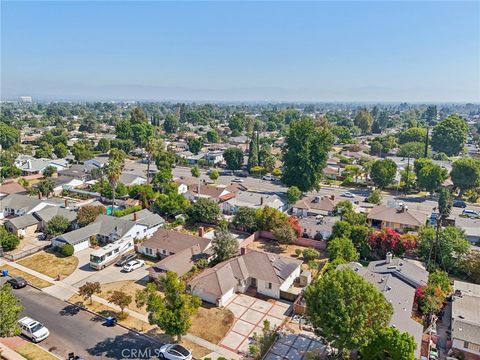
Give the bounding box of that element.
[341,192,355,198]
[453,200,467,208]
[18,316,50,343]
[262,175,276,181]
[158,344,192,360]
[122,259,145,272]
[115,252,137,267]
[7,276,27,289]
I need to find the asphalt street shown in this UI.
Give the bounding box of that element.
[1,279,162,360]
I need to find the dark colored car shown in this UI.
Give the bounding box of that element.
[236,172,248,177]
[115,253,137,267]
[7,276,27,289]
[453,200,467,208]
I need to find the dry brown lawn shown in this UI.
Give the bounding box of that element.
[181,339,211,358]
[69,294,154,332]
[189,305,234,344]
[17,250,78,279]
[0,264,51,288]
[96,280,149,314]
[248,238,319,258]
[15,342,58,360]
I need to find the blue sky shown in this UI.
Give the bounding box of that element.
[1,1,479,102]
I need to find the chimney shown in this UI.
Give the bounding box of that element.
[133,212,138,221]
[198,226,205,237]
[330,195,335,200]
[240,247,247,255]
[64,199,68,208]
[27,159,31,169]
[386,252,393,264]
[260,197,264,206]
[38,192,42,199]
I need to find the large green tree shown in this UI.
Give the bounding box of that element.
[0,284,24,337]
[360,327,416,360]
[130,107,148,124]
[370,159,397,189]
[305,268,393,353]
[282,117,334,192]
[45,215,71,239]
[417,163,448,194]
[232,207,258,233]
[354,109,374,134]
[0,122,20,150]
[223,147,244,171]
[451,158,480,197]
[136,272,201,341]
[418,226,470,273]
[163,114,179,134]
[187,198,220,224]
[211,228,239,264]
[398,127,427,144]
[431,115,468,156]
[327,236,359,262]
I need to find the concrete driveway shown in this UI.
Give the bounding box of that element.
[221,294,291,354]
[63,248,149,287]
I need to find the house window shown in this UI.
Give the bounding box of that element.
[266,282,272,289]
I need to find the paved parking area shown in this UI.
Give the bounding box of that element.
[265,333,328,360]
[63,248,148,287]
[220,294,291,354]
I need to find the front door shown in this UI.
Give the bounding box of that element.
[251,278,257,288]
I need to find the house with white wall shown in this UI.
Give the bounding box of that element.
[0,194,57,220]
[188,249,302,306]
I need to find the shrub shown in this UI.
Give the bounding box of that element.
[295,249,302,257]
[60,243,74,257]
[302,248,320,262]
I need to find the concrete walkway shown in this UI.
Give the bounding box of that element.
[0,258,240,360]
[0,342,27,360]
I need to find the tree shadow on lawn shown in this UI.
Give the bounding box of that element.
[87,332,162,359]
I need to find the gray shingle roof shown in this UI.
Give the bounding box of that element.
[33,207,77,223]
[1,194,43,212]
[6,214,39,229]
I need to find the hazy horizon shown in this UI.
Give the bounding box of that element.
[2,1,479,103]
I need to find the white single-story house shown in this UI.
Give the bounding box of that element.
[188,249,302,306]
[222,191,287,214]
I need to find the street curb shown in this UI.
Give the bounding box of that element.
[63,299,162,346]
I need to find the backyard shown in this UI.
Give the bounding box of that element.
[17,250,79,279]
[247,237,327,259]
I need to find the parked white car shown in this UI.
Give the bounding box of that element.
[122,259,145,272]
[158,344,192,360]
[462,209,480,219]
[231,178,244,183]
[18,317,50,343]
[341,192,355,198]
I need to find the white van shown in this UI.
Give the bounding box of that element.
[18,317,50,342]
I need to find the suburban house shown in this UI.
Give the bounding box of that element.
[140,228,212,278]
[174,177,198,194]
[451,281,480,360]
[292,195,340,217]
[188,249,302,307]
[52,210,163,253]
[32,206,78,232]
[455,217,480,245]
[205,150,224,165]
[119,172,147,186]
[0,181,26,199]
[367,204,428,232]
[222,191,287,214]
[0,194,57,219]
[341,254,429,358]
[83,155,109,169]
[4,215,40,237]
[187,153,205,165]
[14,155,69,175]
[51,176,85,196]
[58,164,94,182]
[184,184,235,203]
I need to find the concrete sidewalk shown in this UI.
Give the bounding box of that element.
[0,258,241,360]
[0,342,26,360]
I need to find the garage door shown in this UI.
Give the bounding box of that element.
[73,240,90,253]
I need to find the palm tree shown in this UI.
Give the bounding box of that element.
[145,138,158,184]
[105,152,124,215]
